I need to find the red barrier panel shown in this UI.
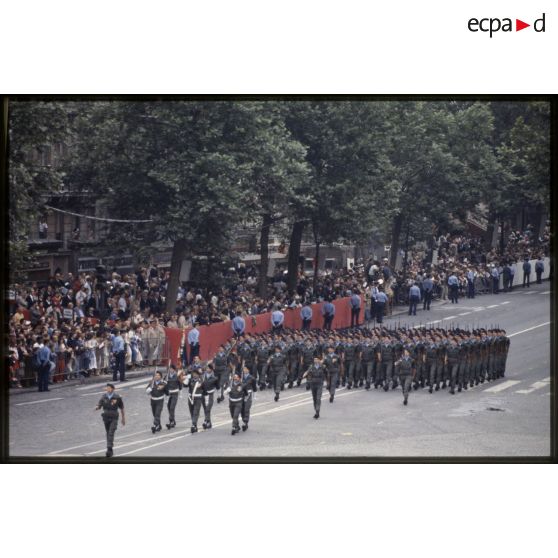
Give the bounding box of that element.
[164,296,363,365]
[164,327,184,366]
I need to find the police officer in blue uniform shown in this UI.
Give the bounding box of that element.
[448,272,459,304]
[232,312,246,337]
[408,283,421,316]
[422,274,434,310]
[350,291,361,327]
[375,290,388,323]
[322,300,335,330]
[522,258,531,287]
[300,303,313,330]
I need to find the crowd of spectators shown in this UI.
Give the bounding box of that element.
[6,224,550,389]
[388,225,551,303]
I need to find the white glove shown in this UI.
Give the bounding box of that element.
[146,387,152,394]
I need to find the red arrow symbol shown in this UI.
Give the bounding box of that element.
[516,19,530,31]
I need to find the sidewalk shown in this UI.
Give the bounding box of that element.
[9,365,160,397]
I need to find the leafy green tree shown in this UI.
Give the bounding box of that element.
[376,101,500,266]
[7,99,70,282]
[282,101,396,289]
[68,101,310,309]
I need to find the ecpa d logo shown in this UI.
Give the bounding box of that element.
[468,13,546,37]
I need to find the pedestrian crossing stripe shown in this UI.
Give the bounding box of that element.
[515,381,548,394]
[483,380,521,393]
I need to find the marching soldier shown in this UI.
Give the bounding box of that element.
[323,345,341,403]
[499,329,510,378]
[255,340,270,390]
[380,335,396,391]
[303,356,326,418]
[241,364,257,431]
[164,364,182,429]
[438,336,449,389]
[342,336,358,389]
[287,335,301,388]
[201,364,218,430]
[228,371,244,435]
[95,383,125,457]
[185,368,204,433]
[214,344,232,403]
[425,336,439,394]
[268,344,287,402]
[360,337,374,390]
[300,338,316,386]
[471,334,482,386]
[238,336,255,376]
[146,371,167,433]
[446,338,460,395]
[394,349,415,405]
[413,337,427,390]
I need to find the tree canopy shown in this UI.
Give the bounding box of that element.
[8,99,551,291]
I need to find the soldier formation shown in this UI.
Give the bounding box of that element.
[97,324,510,456]
[145,325,511,436]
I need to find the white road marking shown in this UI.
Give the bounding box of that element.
[541,377,551,383]
[76,377,149,391]
[80,391,106,397]
[525,291,538,295]
[458,312,471,316]
[471,307,485,312]
[426,320,441,325]
[86,389,347,455]
[486,304,499,309]
[516,381,549,394]
[47,387,328,455]
[541,291,551,295]
[501,301,510,305]
[483,380,521,393]
[48,427,159,454]
[445,316,457,320]
[508,322,550,337]
[15,397,64,406]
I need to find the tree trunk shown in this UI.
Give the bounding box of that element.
[403,221,410,283]
[499,218,505,255]
[389,213,404,268]
[484,209,497,251]
[286,220,305,294]
[258,214,272,299]
[313,241,321,290]
[165,238,188,314]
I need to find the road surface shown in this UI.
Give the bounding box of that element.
[8,282,552,458]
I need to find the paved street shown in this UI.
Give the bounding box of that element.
[9,282,552,458]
